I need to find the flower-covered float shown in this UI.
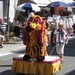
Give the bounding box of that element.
[11,15,61,74]
[22,15,47,61]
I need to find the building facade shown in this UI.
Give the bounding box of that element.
[0,0,8,19]
[0,0,18,22]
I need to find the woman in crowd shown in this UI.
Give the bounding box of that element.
[45,21,51,46]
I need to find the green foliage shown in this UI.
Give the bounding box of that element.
[17,12,28,22]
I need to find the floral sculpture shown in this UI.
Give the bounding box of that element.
[22,15,47,61]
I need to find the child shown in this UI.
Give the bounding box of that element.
[53,22,68,62]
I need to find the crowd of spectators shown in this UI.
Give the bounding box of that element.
[0,11,75,48]
[0,16,26,48]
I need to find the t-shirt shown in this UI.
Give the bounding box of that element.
[27,12,34,21]
[0,23,7,29]
[54,29,67,43]
[12,20,20,26]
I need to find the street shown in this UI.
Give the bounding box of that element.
[0,37,75,75]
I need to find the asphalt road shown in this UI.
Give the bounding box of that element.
[0,37,75,75]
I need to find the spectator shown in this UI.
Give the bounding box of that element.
[45,21,51,46]
[3,17,11,25]
[3,17,12,32]
[12,17,20,37]
[19,19,26,34]
[0,18,7,36]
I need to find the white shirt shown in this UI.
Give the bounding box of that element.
[12,20,20,26]
[63,16,73,29]
[54,29,67,43]
[27,12,34,21]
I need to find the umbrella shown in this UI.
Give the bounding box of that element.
[47,1,67,7]
[15,4,25,12]
[16,3,41,12]
[67,2,75,8]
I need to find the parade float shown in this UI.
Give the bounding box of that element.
[11,15,61,75]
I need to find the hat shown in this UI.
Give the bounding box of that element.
[58,22,64,26]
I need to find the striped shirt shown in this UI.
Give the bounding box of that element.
[0,23,7,29]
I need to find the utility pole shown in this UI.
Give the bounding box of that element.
[6,0,10,41]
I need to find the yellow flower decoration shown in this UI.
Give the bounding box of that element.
[31,15,37,23]
[29,23,37,29]
[31,15,42,23]
[36,24,41,30]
